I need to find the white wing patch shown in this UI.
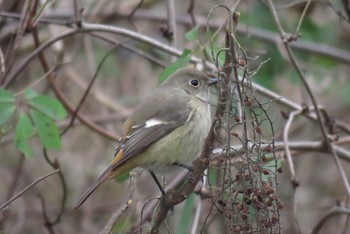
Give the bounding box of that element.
[145,119,163,128]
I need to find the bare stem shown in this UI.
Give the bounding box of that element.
[0,169,59,211]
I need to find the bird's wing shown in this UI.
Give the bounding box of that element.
[111,103,193,170]
[74,92,193,209]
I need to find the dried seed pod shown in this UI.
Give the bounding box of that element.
[263,169,269,175]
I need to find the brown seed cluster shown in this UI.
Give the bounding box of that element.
[224,175,283,233]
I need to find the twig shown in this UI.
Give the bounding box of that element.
[0,0,31,86]
[0,154,25,226]
[165,0,176,43]
[266,0,350,197]
[42,149,67,225]
[0,45,4,80]
[187,0,196,26]
[2,20,347,138]
[282,110,302,216]
[128,170,188,233]
[128,0,145,19]
[3,23,193,88]
[311,205,350,234]
[0,169,59,211]
[148,11,234,233]
[211,141,350,162]
[60,45,120,136]
[73,0,82,27]
[283,110,301,183]
[31,23,68,226]
[165,0,177,62]
[99,200,131,234]
[1,10,350,64]
[90,33,167,68]
[37,192,56,234]
[295,0,312,34]
[48,76,119,140]
[98,10,350,64]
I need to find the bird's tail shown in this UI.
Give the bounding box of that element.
[74,165,114,209]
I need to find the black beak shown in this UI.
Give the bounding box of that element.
[208,77,219,85]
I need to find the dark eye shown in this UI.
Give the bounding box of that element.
[189,79,200,87]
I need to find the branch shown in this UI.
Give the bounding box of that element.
[99,200,131,234]
[311,205,350,234]
[2,20,347,140]
[266,0,350,197]
[0,169,59,211]
[1,10,350,64]
[148,10,235,233]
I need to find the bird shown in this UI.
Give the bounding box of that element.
[75,67,217,209]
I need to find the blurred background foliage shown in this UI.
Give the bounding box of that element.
[0,0,350,233]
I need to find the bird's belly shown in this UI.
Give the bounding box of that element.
[138,106,211,172]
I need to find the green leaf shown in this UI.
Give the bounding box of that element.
[0,89,16,124]
[159,49,192,82]
[0,89,15,103]
[23,89,38,100]
[175,193,194,234]
[185,25,200,41]
[15,114,35,158]
[28,94,66,120]
[30,110,61,149]
[0,103,16,125]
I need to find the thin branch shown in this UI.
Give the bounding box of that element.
[73,0,82,27]
[187,0,196,26]
[148,11,235,233]
[42,149,67,225]
[128,0,145,19]
[99,10,350,64]
[165,0,176,43]
[212,141,350,162]
[31,23,68,226]
[311,205,350,234]
[295,0,312,34]
[0,45,4,80]
[37,192,56,234]
[128,170,189,233]
[283,110,301,183]
[0,0,31,86]
[90,33,167,68]
[282,110,302,217]
[0,169,59,211]
[2,20,347,139]
[1,10,350,64]
[266,0,350,197]
[99,200,131,234]
[60,44,120,136]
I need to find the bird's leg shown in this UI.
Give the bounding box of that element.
[173,162,194,172]
[149,170,166,196]
[173,162,205,185]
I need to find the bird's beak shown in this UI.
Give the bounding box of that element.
[208,77,219,85]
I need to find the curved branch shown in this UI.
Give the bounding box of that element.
[3,21,347,141]
[311,206,350,234]
[0,169,59,211]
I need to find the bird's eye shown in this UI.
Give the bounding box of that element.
[189,79,200,87]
